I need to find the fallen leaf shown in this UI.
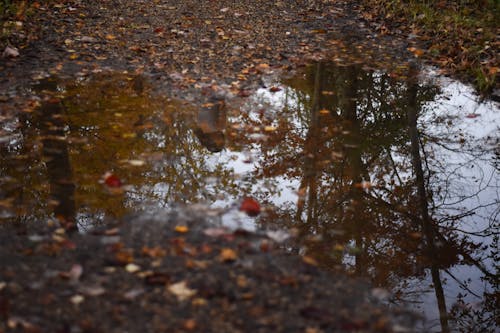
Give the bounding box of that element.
[266,230,290,243]
[2,46,19,58]
[302,255,318,266]
[114,249,134,265]
[269,86,282,92]
[103,172,122,187]
[264,125,277,132]
[168,281,196,301]
[219,248,238,262]
[124,288,144,300]
[122,132,137,139]
[239,197,261,216]
[203,227,229,237]
[238,89,251,97]
[409,232,423,239]
[125,263,141,273]
[175,225,189,233]
[334,244,344,251]
[70,294,85,305]
[185,259,209,269]
[256,63,270,73]
[80,36,97,43]
[183,319,197,331]
[127,159,146,166]
[141,246,166,258]
[408,47,424,57]
[59,264,83,282]
[465,113,479,119]
[144,272,170,285]
[79,285,106,297]
[354,181,372,189]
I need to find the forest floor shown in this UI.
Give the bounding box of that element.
[0,0,473,332]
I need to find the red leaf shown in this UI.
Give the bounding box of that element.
[465,113,479,119]
[237,90,251,97]
[104,172,122,187]
[239,197,261,217]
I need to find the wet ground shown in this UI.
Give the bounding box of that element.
[1,0,499,332]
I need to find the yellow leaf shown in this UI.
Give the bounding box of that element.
[302,255,318,266]
[122,132,137,139]
[334,244,344,251]
[264,125,277,132]
[175,225,189,233]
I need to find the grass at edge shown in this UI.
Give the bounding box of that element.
[361,0,499,95]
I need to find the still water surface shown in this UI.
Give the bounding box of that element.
[1,63,498,332]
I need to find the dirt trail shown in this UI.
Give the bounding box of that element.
[1,0,413,106]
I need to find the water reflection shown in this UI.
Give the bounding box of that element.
[246,63,498,332]
[194,97,227,153]
[0,65,498,331]
[37,84,77,232]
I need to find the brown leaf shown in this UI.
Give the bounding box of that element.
[114,250,134,265]
[144,272,171,285]
[141,246,166,258]
[183,319,197,331]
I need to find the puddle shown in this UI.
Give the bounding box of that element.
[1,65,499,332]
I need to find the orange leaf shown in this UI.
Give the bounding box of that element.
[175,225,189,233]
[219,248,238,262]
[408,47,424,57]
[302,255,318,266]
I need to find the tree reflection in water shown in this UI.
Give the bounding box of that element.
[245,62,498,332]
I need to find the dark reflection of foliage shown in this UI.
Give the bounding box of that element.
[0,74,241,228]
